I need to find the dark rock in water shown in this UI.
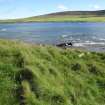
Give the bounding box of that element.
[56,42,73,48]
[67,42,73,46]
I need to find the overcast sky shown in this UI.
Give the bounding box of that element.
[0,0,105,19]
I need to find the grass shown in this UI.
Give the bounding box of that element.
[21,16,105,22]
[1,16,105,23]
[0,39,105,105]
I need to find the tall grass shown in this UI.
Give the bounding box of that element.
[0,39,105,105]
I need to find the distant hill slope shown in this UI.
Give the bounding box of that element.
[0,10,105,23]
[36,10,105,17]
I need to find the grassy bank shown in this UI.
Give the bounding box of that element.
[15,16,105,22]
[1,16,105,23]
[0,39,105,105]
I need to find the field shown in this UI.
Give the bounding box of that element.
[0,39,105,105]
[0,16,105,23]
[0,10,105,23]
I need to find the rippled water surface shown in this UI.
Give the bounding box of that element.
[0,22,105,51]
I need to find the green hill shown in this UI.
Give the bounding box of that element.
[1,10,105,23]
[38,10,105,17]
[0,39,105,105]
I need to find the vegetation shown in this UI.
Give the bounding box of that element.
[0,39,105,105]
[1,16,105,23]
[0,10,105,23]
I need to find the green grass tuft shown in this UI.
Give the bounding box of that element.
[0,39,105,105]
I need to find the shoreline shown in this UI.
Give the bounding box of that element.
[0,38,105,52]
[0,21,105,24]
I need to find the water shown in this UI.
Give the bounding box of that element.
[0,22,105,51]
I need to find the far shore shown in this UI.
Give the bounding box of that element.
[1,16,105,23]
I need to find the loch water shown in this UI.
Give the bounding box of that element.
[0,22,105,51]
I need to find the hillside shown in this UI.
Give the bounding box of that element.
[0,10,105,23]
[0,39,105,105]
[38,10,105,17]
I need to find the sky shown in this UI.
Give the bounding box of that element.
[0,0,105,19]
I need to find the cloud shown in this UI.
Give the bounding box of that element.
[93,5,100,9]
[57,4,68,11]
[89,4,101,10]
